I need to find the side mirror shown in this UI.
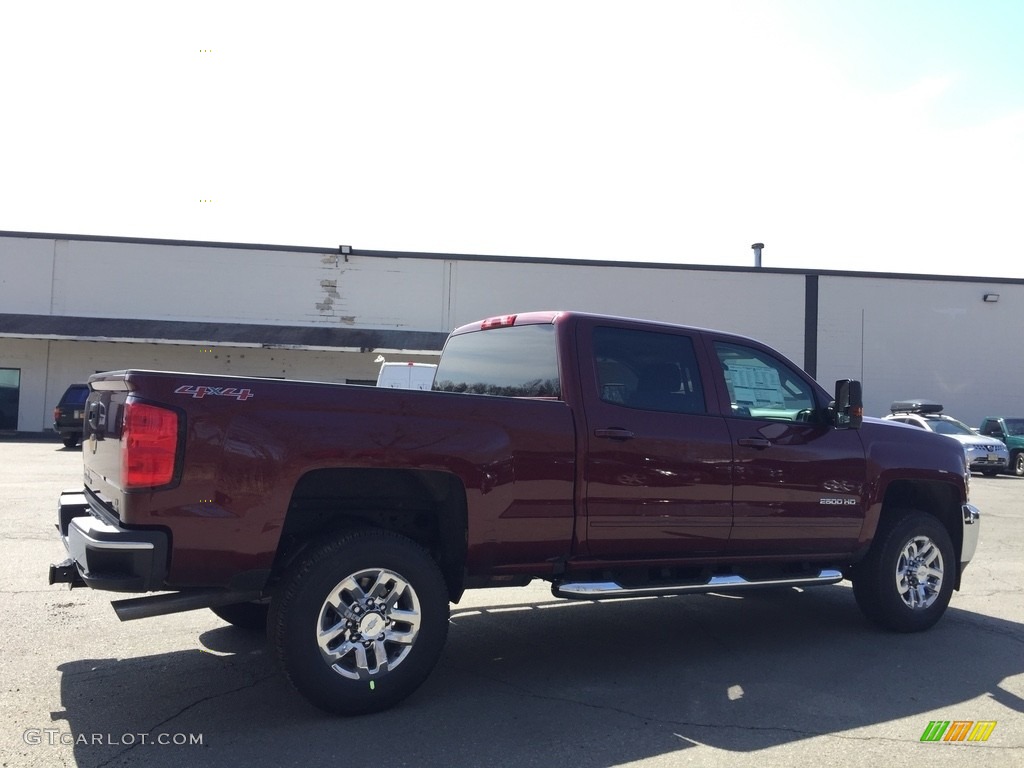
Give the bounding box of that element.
[833,379,863,430]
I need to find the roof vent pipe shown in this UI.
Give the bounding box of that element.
[751,242,764,268]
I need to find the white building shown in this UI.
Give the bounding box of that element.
[2,230,1021,433]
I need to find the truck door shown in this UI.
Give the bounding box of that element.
[578,320,734,559]
[709,337,867,556]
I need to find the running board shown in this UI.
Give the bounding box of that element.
[551,569,844,600]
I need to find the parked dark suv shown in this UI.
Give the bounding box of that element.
[53,384,89,448]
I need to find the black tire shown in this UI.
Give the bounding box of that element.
[852,511,955,633]
[981,468,999,477]
[62,435,79,448]
[1014,452,1024,477]
[268,529,450,716]
[210,601,270,630]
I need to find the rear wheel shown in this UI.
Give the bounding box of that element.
[62,435,79,448]
[852,511,954,633]
[269,529,449,715]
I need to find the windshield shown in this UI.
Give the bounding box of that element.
[928,416,975,436]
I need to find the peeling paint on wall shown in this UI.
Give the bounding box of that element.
[317,278,342,315]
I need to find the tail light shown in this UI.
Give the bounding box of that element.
[122,400,180,488]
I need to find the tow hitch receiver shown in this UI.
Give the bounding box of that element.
[49,558,84,587]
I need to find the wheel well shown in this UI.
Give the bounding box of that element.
[275,468,468,601]
[879,479,963,581]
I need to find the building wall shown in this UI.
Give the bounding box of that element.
[0,237,55,315]
[446,260,807,364]
[0,235,452,330]
[2,232,1022,432]
[816,275,1022,424]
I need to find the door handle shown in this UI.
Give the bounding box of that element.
[737,437,771,448]
[594,428,635,440]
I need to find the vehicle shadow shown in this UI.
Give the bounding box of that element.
[54,586,1023,767]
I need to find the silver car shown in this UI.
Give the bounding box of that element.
[883,400,1009,476]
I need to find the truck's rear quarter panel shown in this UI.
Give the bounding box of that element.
[83,371,576,589]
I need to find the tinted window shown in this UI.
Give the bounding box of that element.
[928,417,974,436]
[61,385,89,406]
[714,341,814,420]
[593,327,705,414]
[897,418,925,429]
[433,324,560,398]
[980,420,1000,436]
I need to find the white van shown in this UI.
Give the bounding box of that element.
[375,362,437,390]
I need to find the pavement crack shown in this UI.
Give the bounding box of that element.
[90,671,277,768]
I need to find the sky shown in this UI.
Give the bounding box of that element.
[3,1,1023,278]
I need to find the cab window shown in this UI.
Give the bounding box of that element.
[714,341,815,421]
[593,327,706,414]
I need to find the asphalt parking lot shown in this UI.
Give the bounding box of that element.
[1,437,1021,768]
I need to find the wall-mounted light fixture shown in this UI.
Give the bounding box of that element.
[983,293,1000,303]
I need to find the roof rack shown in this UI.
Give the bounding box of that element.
[890,399,944,415]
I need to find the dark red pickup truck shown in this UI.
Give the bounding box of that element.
[50,311,980,715]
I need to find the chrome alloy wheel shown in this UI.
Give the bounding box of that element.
[895,535,944,610]
[316,568,422,680]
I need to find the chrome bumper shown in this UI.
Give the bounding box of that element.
[961,503,981,565]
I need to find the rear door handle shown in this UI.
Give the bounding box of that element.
[737,437,771,448]
[594,428,635,440]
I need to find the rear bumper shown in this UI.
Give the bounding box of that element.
[50,490,168,592]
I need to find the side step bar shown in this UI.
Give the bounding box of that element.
[552,569,844,600]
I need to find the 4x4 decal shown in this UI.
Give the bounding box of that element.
[174,385,254,401]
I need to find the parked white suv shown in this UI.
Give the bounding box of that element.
[883,400,1009,476]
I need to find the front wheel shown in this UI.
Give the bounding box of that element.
[1014,452,1024,477]
[269,529,450,715]
[852,511,955,633]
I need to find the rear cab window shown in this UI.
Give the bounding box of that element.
[433,323,561,398]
